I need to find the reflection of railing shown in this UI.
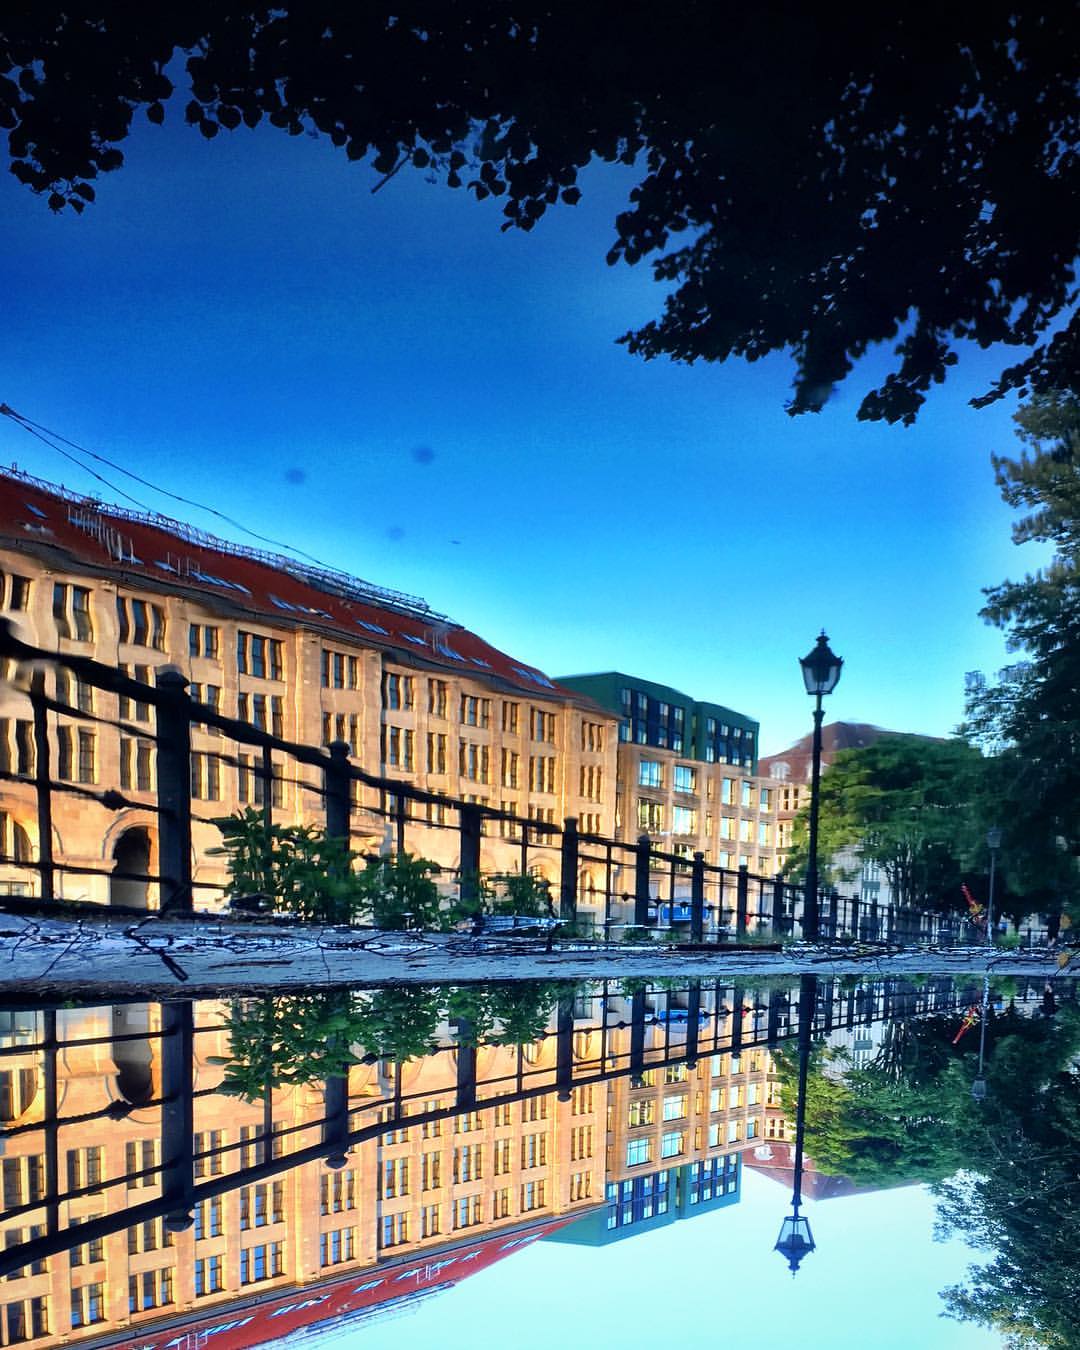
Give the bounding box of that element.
[0,973,1053,1280]
[0,623,957,946]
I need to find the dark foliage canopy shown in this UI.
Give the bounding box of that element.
[2,3,1077,422]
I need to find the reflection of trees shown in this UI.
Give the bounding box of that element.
[784,1000,1080,1348]
[934,1008,1080,1350]
[218,982,581,1098]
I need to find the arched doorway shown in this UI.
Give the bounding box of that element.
[110,828,151,909]
[111,1004,154,1106]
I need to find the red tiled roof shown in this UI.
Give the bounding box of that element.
[0,467,576,700]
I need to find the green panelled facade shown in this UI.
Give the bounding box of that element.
[557,671,759,773]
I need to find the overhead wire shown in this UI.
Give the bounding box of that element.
[0,402,334,568]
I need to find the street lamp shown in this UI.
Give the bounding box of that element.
[774,975,818,1275]
[985,827,1002,947]
[972,970,990,1102]
[799,633,843,941]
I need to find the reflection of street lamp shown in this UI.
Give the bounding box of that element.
[799,634,843,941]
[985,827,1002,947]
[972,970,990,1102]
[775,976,818,1275]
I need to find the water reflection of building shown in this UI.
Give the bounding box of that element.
[0,988,771,1348]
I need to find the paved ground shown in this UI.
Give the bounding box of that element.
[0,913,1064,998]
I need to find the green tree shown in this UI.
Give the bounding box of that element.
[965,392,1080,919]
[2,5,1077,422]
[784,735,987,911]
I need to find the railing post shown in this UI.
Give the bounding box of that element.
[629,988,647,1084]
[634,834,651,927]
[260,742,274,830]
[685,979,701,1067]
[556,993,575,1100]
[736,864,749,941]
[559,817,579,923]
[324,740,352,845]
[850,892,861,941]
[29,672,54,903]
[155,669,193,914]
[829,888,839,939]
[160,999,195,1232]
[690,852,705,943]
[459,804,482,910]
[322,1073,350,1169]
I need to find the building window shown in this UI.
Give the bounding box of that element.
[190,750,222,801]
[189,623,220,659]
[520,1180,547,1212]
[426,732,447,774]
[570,1125,593,1161]
[0,573,31,612]
[625,1137,652,1168]
[57,728,96,784]
[672,805,697,835]
[380,1158,410,1199]
[128,1267,175,1313]
[627,1099,654,1127]
[500,748,519,789]
[661,1131,685,1159]
[379,1214,409,1249]
[721,778,734,805]
[460,695,490,728]
[239,1182,284,1230]
[580,721,604,752]
[570,1171,592,1201]
[520,1133,548,1169]
[322,649,360,690]
[320,1169,357,1214]
[194,1256,223,1296]
[453,1197,481,1231]
[529,708,555,743]
[579,764,602,801]
[118,663,152,722]
[120,737,155,792]
[428,679,448,717]
[637,799,663,832]
[383,672,414,710]
[638,759,663,789]
[459,741,490,783]
[70,1284,104,1329]
[194,1196,223,1240]
[193,1131,223,1178]
[673,764,697,793]
[65,1147,103,1193]
[420,1204,441,1239]
[237,632,283,680]
[116,597,166,649]
[453,1145,483,1183]
[320,1227,357,1266]
[501,701,519,734]
[53,583,94,642]
[421,1152,442,1191]
[384,726,415,770]
[528,755,556,794]
[239,1242,284,1285]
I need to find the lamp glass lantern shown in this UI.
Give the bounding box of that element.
[774,1211,816,1274]
[986,827,1003,851]
[800,633,843,697]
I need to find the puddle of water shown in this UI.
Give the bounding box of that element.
[0,974,1073,1348]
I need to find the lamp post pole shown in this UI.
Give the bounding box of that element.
[985,827,1002,948]
[799,633,843,944]
[804,692,826,942]
[774,974,818,1274]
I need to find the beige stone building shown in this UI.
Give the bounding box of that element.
[0,468,617,909]
[0,986,768,1347]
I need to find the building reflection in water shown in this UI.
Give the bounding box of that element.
[0,975,1027,1347]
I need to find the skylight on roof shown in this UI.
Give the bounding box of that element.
[154,560,177,573]
[270,594,300,611]
[512,666,556,689]
[24,503,46,519]
[357,620,389,635]
[402,633,427,647]
[436,642,464,661]
[470,657,492,668]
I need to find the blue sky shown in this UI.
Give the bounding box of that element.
[296,1170,1001,1350]
[0,114,1033,752]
